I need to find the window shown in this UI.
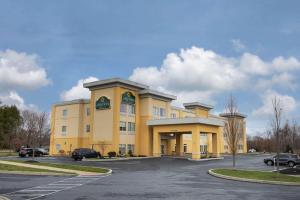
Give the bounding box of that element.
[223,133,227,138]
[224,145,228,150]
[128,104,135,115]
[128,122,135,132]
[152,107,166,117]
[184,144,187,153]
[160,108,166,117]
[56,144,61,151]
[86,108,90,116]
[238,144,243,150]
[127,144,135,154]
[86,124,90,132]
[152,106,159,116]
[62,109,68,117]
[120,103,127,113]
[171,113,176,118]
[119,121,126,131]
[62,126,67,135]
[119,144,126,155]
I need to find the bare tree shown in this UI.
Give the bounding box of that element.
[271,96,282,172]
[36,112,48,147]
[223,95,243,169]
[290,121,298,153]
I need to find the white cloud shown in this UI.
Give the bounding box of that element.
[0,91,37,111]
[252,90,297,117]
[0,49,50,91]
[0,49,51,110]
[129,46,300,106]
[231,39,247,52]
[255,72,297,91]
[60,77,98,101]
[272,56,300,72]
[130,47,248,105]
[240,53,269,75]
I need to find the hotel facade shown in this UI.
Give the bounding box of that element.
[50,78,247,160]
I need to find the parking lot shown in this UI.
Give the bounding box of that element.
[1,154,300,200]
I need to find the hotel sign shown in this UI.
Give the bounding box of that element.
[121,92,135,105]
[96,96,111,110]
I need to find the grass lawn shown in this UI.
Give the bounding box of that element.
[0,163,65,173]
[212,169,300,183]
[9,160,109,173]
[0,150,18,157]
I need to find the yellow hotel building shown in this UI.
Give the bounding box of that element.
[50,78,247,160]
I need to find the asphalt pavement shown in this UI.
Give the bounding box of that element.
[1,154,300,200]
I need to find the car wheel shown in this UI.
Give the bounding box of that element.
[267,160,273,166]
[288,161,295,168]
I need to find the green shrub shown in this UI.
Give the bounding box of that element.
[128,150,133,157]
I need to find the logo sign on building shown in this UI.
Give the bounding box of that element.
[121,91,135,105]
[96,96,111,110]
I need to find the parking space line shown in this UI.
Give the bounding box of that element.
[3,174,111,200]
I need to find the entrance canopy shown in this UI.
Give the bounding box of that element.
[147,117,224,160]
[147,117,224,127]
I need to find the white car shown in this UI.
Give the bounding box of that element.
[248,148,256,153]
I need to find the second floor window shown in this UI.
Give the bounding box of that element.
[119,121,126,131]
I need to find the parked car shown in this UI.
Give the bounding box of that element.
[36,148,49,156]
[264,153,300,167]
[71,148,101,161]
[248,148,256,153]
[19,148,45,157]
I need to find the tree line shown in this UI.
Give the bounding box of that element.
[247,120,300,154]
[0,102,50,150]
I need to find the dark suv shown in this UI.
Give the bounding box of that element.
[264,153,300,167]
[71,148,101,161]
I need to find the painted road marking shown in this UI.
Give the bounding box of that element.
[3,174,111,200]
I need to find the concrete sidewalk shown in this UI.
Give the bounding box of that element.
[0,160,108,175]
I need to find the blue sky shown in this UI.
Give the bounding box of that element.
[1,0,300,135]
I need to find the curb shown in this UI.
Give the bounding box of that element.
[188,157,224,162]
[208,169,300,186]
[0,170,74,176]
[106,168,113,174]
[0,195,10,200]
[82,156,154,162]
[0,160,112,176]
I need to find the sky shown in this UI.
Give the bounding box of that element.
[1,0,300,136]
